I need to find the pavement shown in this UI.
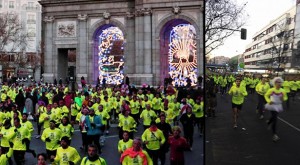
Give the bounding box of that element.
[206,93,300,165]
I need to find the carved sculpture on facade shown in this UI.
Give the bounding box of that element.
[172,5,181,14]
[126,11,135,19]
[44,16,55,22]
[143,8,152,16]
[135,8,152,17]
[103,11,111,19]
[57,21,76,37]
[78,14,88,21]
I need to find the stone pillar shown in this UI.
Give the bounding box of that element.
[135,9,144,74]
[125,12,135,74]
[77,14,88,83]
[143,8,154,85]
[43,16,55,83]
[143,8,152,74]
[197,7,204,76]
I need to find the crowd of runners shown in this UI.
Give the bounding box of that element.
[0,79,203,165]
[205,73,294,142]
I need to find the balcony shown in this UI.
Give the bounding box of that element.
[26,6,38,10]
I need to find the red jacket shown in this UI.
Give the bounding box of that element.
[168,136,190,162]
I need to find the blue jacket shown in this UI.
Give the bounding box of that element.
[85,115,102,135]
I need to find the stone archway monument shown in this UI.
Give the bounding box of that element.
[39,0,203,86]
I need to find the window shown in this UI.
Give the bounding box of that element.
[27,2,35,10]
[0,0,2,8]
[27,14,36,24]
[286,17,292,25]
[28,2,34,8]
[9,1,14,8]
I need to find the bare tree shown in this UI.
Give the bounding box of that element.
[205,0,248,55]
[261,22,295,73]
[0,12,29,76]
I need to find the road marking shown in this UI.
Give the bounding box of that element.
[278,117,300,132]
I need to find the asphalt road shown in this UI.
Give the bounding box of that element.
[21,118,203,165]
[206,92,300,165]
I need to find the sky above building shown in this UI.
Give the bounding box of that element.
[211,0,296,58]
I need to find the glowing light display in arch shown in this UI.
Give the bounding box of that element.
[169,24,197,86]
[98,26,125,85]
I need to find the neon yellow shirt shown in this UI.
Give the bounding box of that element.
[0,147,13,164]
[0,127,15,147]
[60,106,70,118]
[95,110,110,126]
[59,124,74,139]
[264,88,288,103]
[21,120,34,138]
[121,149,153,165]
[130,100,140,115]
[141,128,165,150]
[70,103,80,117]
[118,116,136,132]
[255,82,270,96]
[118,139,133,153]
[282,81,291,93]
[101,100,113,113]
[193,101,204,118]
[41,128,62,151]
[81,157,107,165]
[12,126,30,151]
[228,85,248,105]
[152,97,162,110]
[54,146,81,165]
[140,110,157,126]
[39,112,56,129]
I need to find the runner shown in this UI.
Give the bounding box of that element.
[264,77,288,142]
[228,77,248,128]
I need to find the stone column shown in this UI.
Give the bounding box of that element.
[143,8,152,74]
[43,16,55,83]
[135,9,144,74]
[77,14,88,83]
[125,12,135,74]
[198,7,204,75]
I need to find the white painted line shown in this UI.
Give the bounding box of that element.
[278,117,300,132]
[105,135,119,139]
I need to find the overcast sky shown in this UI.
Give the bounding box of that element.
[211,0,296,58]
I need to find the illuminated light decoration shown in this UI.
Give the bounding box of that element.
[98,26,125,85]
[169,24,197,86]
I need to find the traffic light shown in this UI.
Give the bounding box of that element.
[241,28,247,40]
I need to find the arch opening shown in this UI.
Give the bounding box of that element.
[160,19,198,86]
[95,25,125,85]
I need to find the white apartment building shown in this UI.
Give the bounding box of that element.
[211,56,230,65]
[0,0,42,80]
[243,6,296,73]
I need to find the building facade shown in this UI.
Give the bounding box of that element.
[0,0,42,81]
[243,6,296,73]
[209,56,230,65]
[292,1,300,71]
[39,0,203,86]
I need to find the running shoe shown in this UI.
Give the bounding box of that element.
[233,124,238,129]
[259,115,264,119]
